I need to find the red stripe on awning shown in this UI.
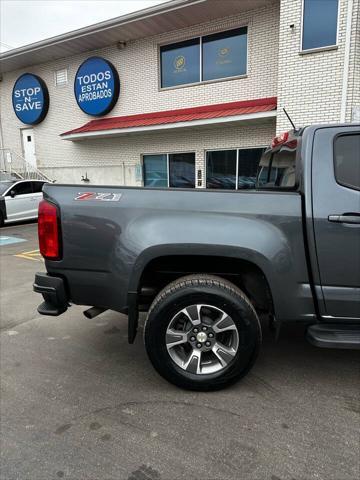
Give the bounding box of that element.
[62,97,277,136]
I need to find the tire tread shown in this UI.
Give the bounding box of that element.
[145,274,259,343]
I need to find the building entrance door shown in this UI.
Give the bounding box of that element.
[21,128,37,167]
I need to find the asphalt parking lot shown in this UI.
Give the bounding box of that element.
[0,223,359,480]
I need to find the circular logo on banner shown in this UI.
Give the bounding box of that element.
[12,73,49,125]
[218,47,230,57]
[74,57,120,116]
[174,55,186,71]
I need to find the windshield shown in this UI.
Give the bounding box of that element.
[0,182,14,195]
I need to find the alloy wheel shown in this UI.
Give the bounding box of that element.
[165,304,239,375]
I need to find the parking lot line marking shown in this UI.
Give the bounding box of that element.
[14,254,40,261]
[0,236,27,246]
[14,249,44,262]
[18,249,41,255]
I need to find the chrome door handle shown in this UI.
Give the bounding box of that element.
[328,214,360,224]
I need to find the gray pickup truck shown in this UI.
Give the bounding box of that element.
[34,124,360,390]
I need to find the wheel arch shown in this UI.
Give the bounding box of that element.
[128,245,275,315]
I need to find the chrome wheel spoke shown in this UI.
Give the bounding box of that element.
[213,312,237,333]
[166,329,188,348]
[184,350,202,374]
[181,305,202,326]
[212,342,237,367]
[166,304,239,375]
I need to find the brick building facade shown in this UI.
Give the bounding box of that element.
[0,0,359,187]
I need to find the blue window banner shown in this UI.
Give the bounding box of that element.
[202,27,247,82]
[143,154,168,187]
[12,73,49,125]
[160,38,200,88]
[74,57,120,116]
[302,0,338,50]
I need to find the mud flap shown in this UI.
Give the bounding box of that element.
[127,292,139,344]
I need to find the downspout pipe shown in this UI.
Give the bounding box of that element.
[340,0,354,122]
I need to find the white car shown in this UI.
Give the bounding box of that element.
[0,179,46,227]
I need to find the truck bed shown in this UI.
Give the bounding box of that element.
[42,184,314,323]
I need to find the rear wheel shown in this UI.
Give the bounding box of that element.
[0,212,4,228]
[144,274,261,391]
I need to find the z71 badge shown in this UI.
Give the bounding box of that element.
[74,192,122,202]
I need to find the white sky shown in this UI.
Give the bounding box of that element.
[0,0,167,52]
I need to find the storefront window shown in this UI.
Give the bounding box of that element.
[160,39,200,88]
[237,148,264,189]
[143,153,195,188]
[143,154,168,187]
[206,150,237,189]
[169,153,196,188]
[206,148,264,190]
[202,27,247,81]
[160,26,248,88]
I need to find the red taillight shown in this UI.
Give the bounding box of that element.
[38,200,61,260]
[271,131,289,148]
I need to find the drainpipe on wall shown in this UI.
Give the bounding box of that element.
[0,120,3,149]
[0,113,5,170]
[0,98,5,166]
[122,162,125,186]
[340,0,354,123]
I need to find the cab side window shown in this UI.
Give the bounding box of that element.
[334,134,360,191]
[6,182,32,196]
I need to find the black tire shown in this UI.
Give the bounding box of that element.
[144,274,261,391]
[0,211,4,228]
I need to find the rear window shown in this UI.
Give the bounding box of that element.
[334,134,360,191]
[256,141,297,189]
[0,182,14,195]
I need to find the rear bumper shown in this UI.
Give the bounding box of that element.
[33,272,69,316]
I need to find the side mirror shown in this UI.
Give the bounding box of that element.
[10,190,16,198]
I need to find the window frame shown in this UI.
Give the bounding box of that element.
[205,146,267,190]
[158,25,249,91]
[333,132,360,192]
[142,151,196,188]
[300,0,340,54]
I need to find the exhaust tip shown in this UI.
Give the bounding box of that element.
[83,306,107,319]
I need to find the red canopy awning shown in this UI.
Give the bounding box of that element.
[62,97,277,140]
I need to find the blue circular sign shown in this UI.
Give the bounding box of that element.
[12,73,49,125]
[74,57,120,116]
